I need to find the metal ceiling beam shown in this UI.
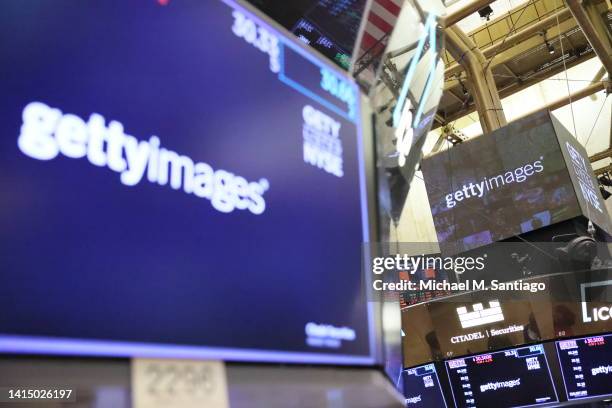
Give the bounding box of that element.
[435,113,447,125]
[435,52,596,128]
[506,79,609,121]
[590,147,612,162]
[449,78,608,138]
[445,18,580,91]
[445,7,575,79]
[590,65,607,99]
[444,0,497,27]
[566,0,612,75]
[445,25,507,133]
[595,163,612,175]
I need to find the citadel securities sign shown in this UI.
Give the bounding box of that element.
[17,102,270,215]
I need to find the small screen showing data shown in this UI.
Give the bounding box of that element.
[402,363,447,407]
[445,344,558,408]
[557,334,612,400]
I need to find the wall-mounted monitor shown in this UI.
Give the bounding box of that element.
[445,344,558,407]
[421,111,611,256]
[556,334,612,401]
[402,363,447,407]
[0,0,373,364]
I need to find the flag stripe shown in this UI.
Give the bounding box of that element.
[376,0,402,16]
[368,9,394,33]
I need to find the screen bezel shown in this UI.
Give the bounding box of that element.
[0,0,380,366]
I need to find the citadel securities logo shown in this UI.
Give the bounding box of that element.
[580,280,612,323]
[457,300,504,329]
[302,105,343,177]
[17,102,269,214]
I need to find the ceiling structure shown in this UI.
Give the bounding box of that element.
[433,0,612,173]
[437,0,611,127]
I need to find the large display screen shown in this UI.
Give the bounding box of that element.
[402,363,447,407]
[445,344,558,407]
[0,0,373,364]
[556,334,612,401]
[421,111,583,255]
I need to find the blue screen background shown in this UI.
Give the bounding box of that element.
[0,0,371,360]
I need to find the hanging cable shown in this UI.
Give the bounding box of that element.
[583,93,609,147]
[554,0,580,140]
[483,0,535,73]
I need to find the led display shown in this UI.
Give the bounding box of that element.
[445,344,558,407]
[0,0,372,364]
[402,363,447,407]
[421,111,585,255]
[556,333,612,400]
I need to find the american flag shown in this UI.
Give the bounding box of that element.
[357,0,403,60]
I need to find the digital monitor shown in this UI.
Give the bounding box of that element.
[556,334,612,401]
[421,111,584,255]
[0,0,373,364]
[445,344,558,407]
[402,363,447,407]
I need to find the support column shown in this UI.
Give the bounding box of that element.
[566,0,612,75]
[445,26,507,133]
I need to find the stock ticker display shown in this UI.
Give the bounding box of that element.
[402,270,612,366]
[445,344,558,408]
[557,334,612,401]
[402,364,447,407]
[0,0,372,363]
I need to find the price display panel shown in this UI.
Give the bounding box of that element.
[402,363,447,407]
[556,333,612,401]
[445,344,558,408]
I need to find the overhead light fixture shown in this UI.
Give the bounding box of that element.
[541,32,555,55]
[477,5,493,21]
[457,76,469,97]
